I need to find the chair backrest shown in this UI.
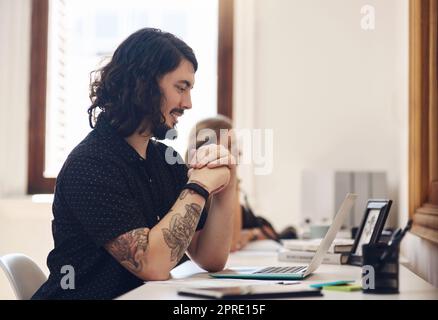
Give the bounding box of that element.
[0,253,47,300]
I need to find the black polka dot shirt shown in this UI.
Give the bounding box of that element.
[31,114,207,300]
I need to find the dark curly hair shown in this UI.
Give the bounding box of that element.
[88,28,198,137]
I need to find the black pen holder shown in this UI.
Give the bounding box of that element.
[361,243,399,294]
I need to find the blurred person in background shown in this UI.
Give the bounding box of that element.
[187,115,297,252]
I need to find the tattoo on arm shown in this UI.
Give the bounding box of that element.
[162,203,202,262]
[105,228,150,274]
[179,188,195,200]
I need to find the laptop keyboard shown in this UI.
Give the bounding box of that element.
[254,266,307,274]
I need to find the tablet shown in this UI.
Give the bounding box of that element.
[177,285,323,299]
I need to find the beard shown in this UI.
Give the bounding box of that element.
[152,121,178,141]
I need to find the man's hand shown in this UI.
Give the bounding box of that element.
[188,144,236,170]
[186,147,237,273]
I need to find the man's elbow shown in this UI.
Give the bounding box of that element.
[205,264,226,273]
[138,266,171,281]
[199,259,227,273]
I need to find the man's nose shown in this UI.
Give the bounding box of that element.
[181,92,192,110]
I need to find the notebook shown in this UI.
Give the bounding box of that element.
[177,285,323,299]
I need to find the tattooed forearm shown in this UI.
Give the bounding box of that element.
[179,188,195,200]
[105,228,150,274]
[162,203,202,262]
[187,179,209,190]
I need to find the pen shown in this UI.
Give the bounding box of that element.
[309,280,355,288]
[388,220,412,249]
[378,220,412,267]
[388,228,401,246]
[277,281,300,285]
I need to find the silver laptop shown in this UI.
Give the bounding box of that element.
[210,193,357,280]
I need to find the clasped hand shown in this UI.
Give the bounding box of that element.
[187,144,236,195]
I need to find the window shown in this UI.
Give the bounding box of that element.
[28,0,234,194]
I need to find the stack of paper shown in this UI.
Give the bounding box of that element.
[281,238,354,253]
[278,238,354,265]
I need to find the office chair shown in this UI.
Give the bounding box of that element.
[0,253,47,300]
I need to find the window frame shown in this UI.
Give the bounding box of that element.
[28,0,234,194]
[409,0,438,244]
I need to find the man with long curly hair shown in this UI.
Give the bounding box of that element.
[32,28,236,300]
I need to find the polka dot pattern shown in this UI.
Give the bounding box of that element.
[32,115,207,299]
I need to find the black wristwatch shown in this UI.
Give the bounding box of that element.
[182,183,210,202]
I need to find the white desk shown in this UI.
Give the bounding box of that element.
[117,250,438,300]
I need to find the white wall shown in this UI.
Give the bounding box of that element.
[0,199,53,299]
[234,0,438,287]
[234,0,407,231]
[0,0,31,197]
